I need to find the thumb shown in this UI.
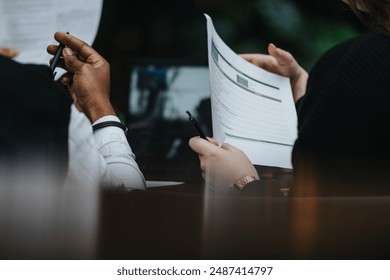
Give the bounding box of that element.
[62,47,84,73]
[189,136,219,156]
[207,137,219,146]
[268,43,292,66]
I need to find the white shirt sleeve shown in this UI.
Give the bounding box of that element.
[67,105,146,190]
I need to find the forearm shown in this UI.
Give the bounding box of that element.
[291,68,308,103]
[84,97,116,124]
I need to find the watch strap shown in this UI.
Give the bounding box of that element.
[232,175,259,193]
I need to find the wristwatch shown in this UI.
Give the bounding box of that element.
[231,175,259,193]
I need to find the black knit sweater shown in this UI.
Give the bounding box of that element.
[292,31,390,196]
[0,56,72,183]
[242,31,390,196]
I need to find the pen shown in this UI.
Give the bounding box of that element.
[186,110,208,140]
[49,32,69,79]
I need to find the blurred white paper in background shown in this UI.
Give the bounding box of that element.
[0,0,103,65]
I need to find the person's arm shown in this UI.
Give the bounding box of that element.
[48,32,146,189]
[67,106,146,189]
[66,105,106,188]
[92,115,146,189]
[240,43,308,103]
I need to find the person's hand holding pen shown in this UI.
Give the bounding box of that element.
[189,136,259,193]
[47,32,115,123]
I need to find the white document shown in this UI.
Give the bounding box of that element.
[0,0,103,65]
[205,14,297,169]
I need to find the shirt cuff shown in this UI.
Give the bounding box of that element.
[92,115,128,141]
[92,115,121,125]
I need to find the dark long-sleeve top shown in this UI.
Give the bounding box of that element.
[244,31,390,197]
[0,55,71,182]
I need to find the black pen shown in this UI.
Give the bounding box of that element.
[186,110,208,140]
[49,32,69,79]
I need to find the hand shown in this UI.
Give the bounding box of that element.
[0,47,19,58]
[47,32,115,123]
[240,43,308,102]
[189,137,259,193]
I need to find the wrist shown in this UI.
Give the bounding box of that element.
[92,121,128,135]
[292,68,308,103]
[84,100,116,123]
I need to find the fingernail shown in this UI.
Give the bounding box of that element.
[64,47,73,56]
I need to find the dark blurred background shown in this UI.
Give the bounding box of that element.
[92,0,363,182]
[93,0,362,116]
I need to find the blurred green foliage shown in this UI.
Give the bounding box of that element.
[94,0,362,112]
[96,0,360,71]
[195,0,359,70]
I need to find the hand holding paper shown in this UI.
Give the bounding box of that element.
[240,43,308,102]
[205,14,298,169]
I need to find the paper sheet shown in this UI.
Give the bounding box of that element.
[205,14,297,169]
[0,0,103,65]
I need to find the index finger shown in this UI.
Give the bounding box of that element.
[54,32,97,61]
[240,53,276,68]
[189,137,220,156]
